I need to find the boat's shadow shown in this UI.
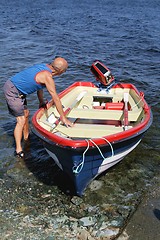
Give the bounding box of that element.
[23,134,76,196]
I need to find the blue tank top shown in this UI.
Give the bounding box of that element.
[10,64,52,95]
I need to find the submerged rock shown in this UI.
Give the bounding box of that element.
[89,180,103,191]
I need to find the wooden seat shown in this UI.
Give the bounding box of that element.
[55,123,125,138]
[67,108,143,122]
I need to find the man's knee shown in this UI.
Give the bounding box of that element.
[16,116,26,127]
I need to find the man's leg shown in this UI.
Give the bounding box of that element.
[14,115,25,154]
[23,109,30,140]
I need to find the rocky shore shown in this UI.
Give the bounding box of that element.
[0,146,159,240]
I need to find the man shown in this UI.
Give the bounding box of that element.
[3,57,73,158]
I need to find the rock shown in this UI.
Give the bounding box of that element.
[41,194,51,199]
[96,226,120,238]
[70,196,83,205]
[77,229,89,240]
[79,216,95,227]
[77,229,95,240]
[89,180,103,191]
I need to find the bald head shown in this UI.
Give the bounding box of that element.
[51,57,68,73]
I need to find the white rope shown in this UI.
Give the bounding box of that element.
[89,139,106,160]
[72,139,90,174]
[101,137,114,157]
[89,137,114,158]
[72,137,114,174]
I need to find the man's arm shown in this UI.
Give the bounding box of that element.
[36,72,73,127]
[37,89,46,108]
[44,76,67,121]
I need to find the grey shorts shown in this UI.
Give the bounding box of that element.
[3,80,27,117]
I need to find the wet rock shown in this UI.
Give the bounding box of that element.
[95,226,120,239]
[78,229,95,240]
[77,229,89,240]
[79,216,95,227]
[41,194,52,199]
[87,205,99,213]
[117,205,133,219]
[71,196,83,205]
[56,215,69,224]
[89,180,103,191]
[109,218,124,228]
[16,204,30,214]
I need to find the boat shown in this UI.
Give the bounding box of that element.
[32,60,153,196]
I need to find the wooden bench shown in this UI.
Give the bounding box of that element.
[67,108,143,122]
[55,123,125,138]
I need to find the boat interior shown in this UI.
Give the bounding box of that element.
[37,86,145,139]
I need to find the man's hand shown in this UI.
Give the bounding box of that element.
[39,101,48,109]
[61,116,74,127]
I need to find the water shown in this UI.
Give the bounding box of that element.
[0,0,160,239]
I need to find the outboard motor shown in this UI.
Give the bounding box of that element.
[91,60,114,86]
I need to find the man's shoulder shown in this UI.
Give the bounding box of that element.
[36,70,52,84]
